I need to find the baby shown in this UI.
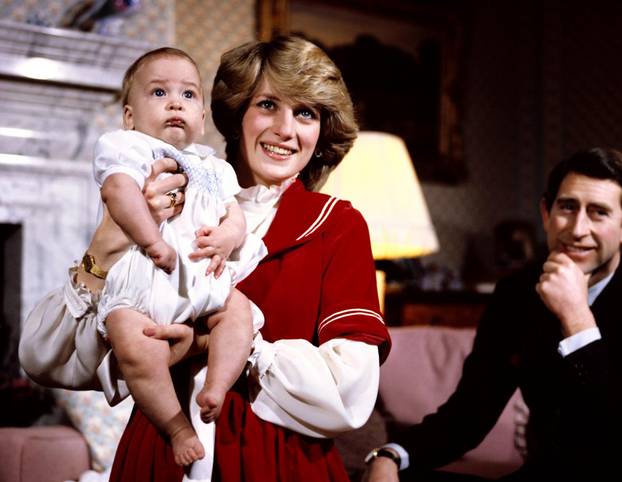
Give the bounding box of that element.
[84,47,265,469]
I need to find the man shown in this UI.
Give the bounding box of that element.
[365,148,622,481]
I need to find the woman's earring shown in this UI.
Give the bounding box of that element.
[314,148,323,158]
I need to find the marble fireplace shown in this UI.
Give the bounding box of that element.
[0,19,150,377]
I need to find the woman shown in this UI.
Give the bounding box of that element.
[22,36,390,482]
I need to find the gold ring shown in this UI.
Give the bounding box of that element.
[166,191,177,208]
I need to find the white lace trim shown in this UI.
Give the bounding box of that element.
[95,287,150,339]
[236,177,296,237]
[66,265,101,319]
[237,176,296,203]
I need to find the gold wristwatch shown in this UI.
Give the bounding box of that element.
[364,447,401,468]
[81,253,108,280]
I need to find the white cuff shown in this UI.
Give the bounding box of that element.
[383,443,409,471]
[558,327,601,357]
[248,333,276,379]
[64,267,98,319]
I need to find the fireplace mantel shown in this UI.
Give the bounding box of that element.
[0,19,151,162]
[0,153,96,324]
[0,18,150,91]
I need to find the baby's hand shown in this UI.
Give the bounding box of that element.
[146,239,177,273]
[189,225,238,277]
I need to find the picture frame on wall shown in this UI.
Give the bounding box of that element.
[257,0,466,184]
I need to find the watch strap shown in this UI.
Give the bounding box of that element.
[81,253,108,280]
[364,447,401,468]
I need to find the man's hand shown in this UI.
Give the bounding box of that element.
[535,251,596,336]
[363,456,400,482]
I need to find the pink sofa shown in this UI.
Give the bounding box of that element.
[336,325,524,480]
[2,326,524,482]
[0,425,90,482]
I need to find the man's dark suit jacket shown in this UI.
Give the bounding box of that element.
[395,260,622,480]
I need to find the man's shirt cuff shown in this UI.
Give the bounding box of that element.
[382,443,410,470]
[558,327,601,357]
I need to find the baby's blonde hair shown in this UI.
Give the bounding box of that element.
[121,47,203,107]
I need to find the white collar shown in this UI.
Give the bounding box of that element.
[236,177,297,237]
[237,176,297,204]
[181,143,215,159]
[588,271,614,306]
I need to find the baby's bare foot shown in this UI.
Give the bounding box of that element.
[170,426,204,466]
[196,384,227,423]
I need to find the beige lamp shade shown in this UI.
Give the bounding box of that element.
[321,131,439,259]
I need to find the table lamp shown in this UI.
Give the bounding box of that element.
[320,131,439,311]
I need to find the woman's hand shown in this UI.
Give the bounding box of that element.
[143,290,251,367]
[144,157,187,224]
[144,288,252,367]
[143,323,209,367]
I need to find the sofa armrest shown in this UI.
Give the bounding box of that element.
[0,425,90,482]
[378,326,524,479]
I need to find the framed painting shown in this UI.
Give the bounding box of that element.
[257,0,465,184]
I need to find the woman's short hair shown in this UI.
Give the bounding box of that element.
[120,47,203,106]
[211,35,358,190]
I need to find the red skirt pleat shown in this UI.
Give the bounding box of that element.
[110,405,184,482]
[111,370,349,482]
[110,363,188,482]
[214,382,350,482]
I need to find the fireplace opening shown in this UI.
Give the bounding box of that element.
[1,222,22,382]
[0,222,55,427]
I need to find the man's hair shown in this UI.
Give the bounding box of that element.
[543,147,622,210]
[120,47,203,106]
[210,35,358,191]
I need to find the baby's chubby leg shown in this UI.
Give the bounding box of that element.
[106,309,204,466]
[196,288,253,423]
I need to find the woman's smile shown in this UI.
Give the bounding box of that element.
[238,78,320,187]
[261,142,296,157]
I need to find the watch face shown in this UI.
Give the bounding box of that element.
[83,254,94,271]
[81,253,107,279]
[84,257,92,270]
[365,448,400,467]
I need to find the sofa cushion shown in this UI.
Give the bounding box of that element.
[379,325,524,479]
[0,425,89,482]
[53,389,133,472]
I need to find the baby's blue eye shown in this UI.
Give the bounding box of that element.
[183,90,194,99]
[153,88,165,97]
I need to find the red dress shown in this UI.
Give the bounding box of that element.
[110,180,391,482]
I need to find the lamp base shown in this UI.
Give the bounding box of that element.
[376,269,386,314]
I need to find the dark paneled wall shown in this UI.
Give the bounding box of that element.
[424,0,622,280]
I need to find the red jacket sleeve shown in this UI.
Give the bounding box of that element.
[316,202,392,363]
